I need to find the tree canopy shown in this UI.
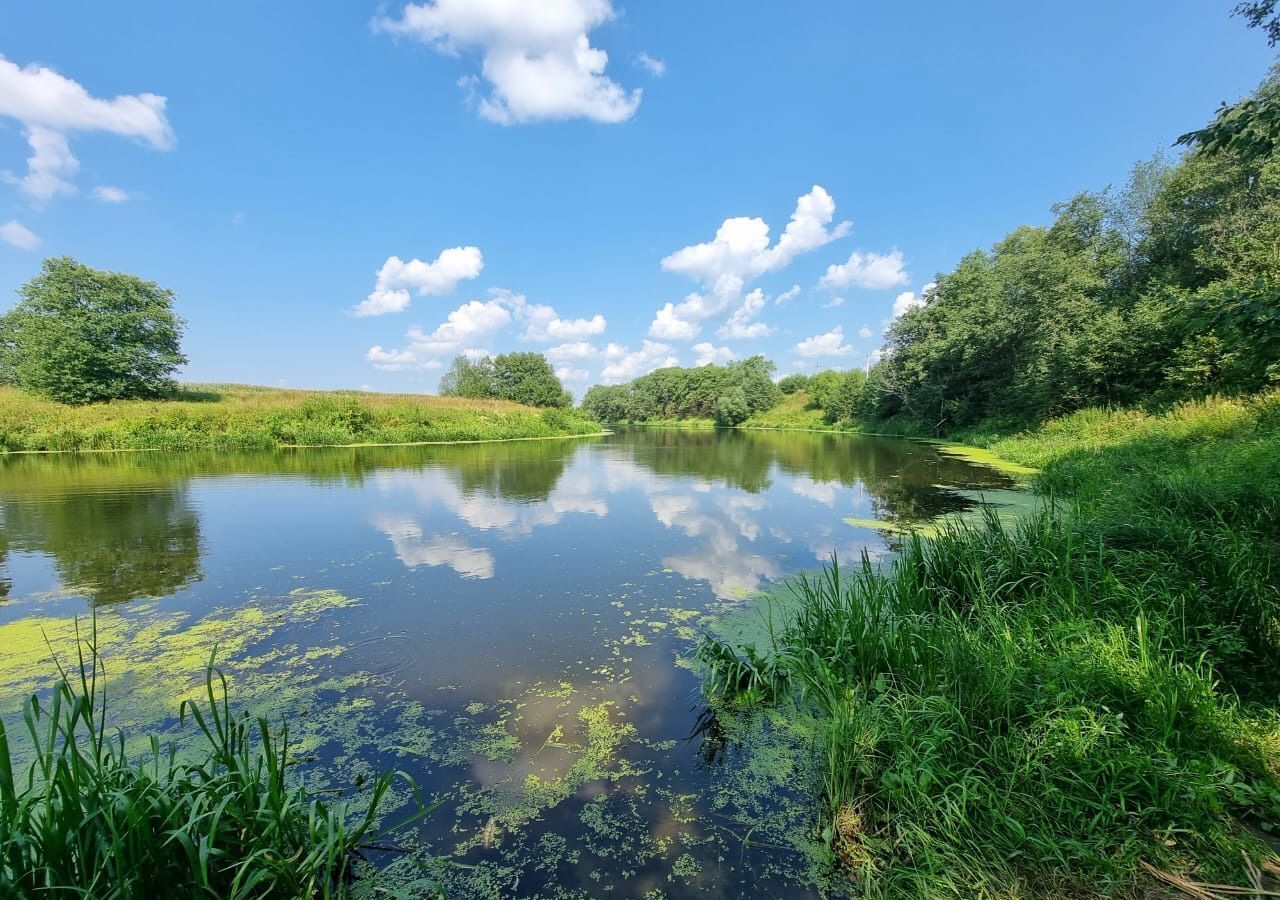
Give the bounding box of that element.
[439,351,570,408]
[0,257,187,405]
[581,356,780,424]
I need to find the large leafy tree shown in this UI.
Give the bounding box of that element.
[440,352,569,408]
[0,257,187,404]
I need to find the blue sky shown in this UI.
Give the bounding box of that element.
[0,1,1274,395]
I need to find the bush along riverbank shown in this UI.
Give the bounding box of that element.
[698,391,1280,897]
[0,384,603,453]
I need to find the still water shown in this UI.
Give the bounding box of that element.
[0,428,1018,898]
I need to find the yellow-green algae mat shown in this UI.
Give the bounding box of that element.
[0,588,844,898]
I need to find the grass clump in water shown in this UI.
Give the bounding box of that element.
[699,392,1280,897]
[0,624,430,898]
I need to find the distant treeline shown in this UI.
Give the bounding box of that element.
[581,356,784,425]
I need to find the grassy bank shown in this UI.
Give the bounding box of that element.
[0,383,603,453]
[700,391,1280,897]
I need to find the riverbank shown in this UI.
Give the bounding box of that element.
[700,391,1280,897]
[0,384,603,453]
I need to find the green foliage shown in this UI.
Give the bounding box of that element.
[872,96,1280,433]
[0,384,601,453]
[440,353,568,408]
[0,627,431,898]
[701,392,1280,895]
[805,370,842,411]
[0,257,187,405]
[581,356,779,424]
[714,388,750,426]
[821,370,867,425]
[777,373,809,394]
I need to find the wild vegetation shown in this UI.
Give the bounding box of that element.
[0,630,427,898]
[0,383,600,453]
[438,351,572,408]
[700,391,1280,896]
[580,356,783,426]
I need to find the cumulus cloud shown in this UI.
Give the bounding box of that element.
[636,52,666,76]
[554,365,589,382]
[892,289,924,319]
[692,342,734,366]
[91,185,128,203]
[0,55,173,205]
[717,288,773,339]
[795,326,854,358]
[374,0,641,124]
[774,284,800,305]
[858,324,873,338]
[546,341,600,362]
[516,302,606,341]
[662,185,850,284]
[1,219,39,250]
[601,340,678,382]
[819,248,908,291]
[652,186,849,341]
[367,297,511,370]
[353,246,484,317]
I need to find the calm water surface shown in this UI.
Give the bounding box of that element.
[0,428,1017,898]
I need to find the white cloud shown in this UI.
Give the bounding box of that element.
[546,341,600,361]
[892,289,924,319]
[858,324,873,339]
[649,301,701,340]
[601,340,678,382]
[717,288,773,339]
[91,185,128,203]
[822,296,844,309]
[504,291,607,341]
[662,185,849,284]
[795,326,854,358]
[0,219,39,250]
[692,342,734,366]
[375,0,641,124]
[0,55,173,206]
[819,248,908,290]
[636,52,666,76]
[774,284,800,305]
[554,365,589,382]
[353,246,484,317]
[376,516,495,579]
[367,297,511,370]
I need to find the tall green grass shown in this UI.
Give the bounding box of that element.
[0,384,602,453]
[700,391,1280,896]
[0,625,430,898]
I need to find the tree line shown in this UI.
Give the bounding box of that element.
[581,356,785,425]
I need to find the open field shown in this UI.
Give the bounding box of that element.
[0,383,603,453]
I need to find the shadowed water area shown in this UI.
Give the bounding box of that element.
[0,428,1021,897]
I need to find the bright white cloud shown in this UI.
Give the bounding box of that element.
[504,291,607,341]
[375,516,495,579]
[546,341,600,362]
[858,324,873,339]
[554,365,589,382]
[354,246,484,317]
[91,185,128,203]
[601,340,678,382]
[367,297,511,371]
[717,288,773,340]
[892,289,925,319]
[636,52,666,76]
[822,296,845,309]
[774,284,800,305]
[662,186,849,284]
[375,0,641,124]
[795,326,854,358]
[0,55,173,205]
[819,248,909,291]
[0,219,39,250]
[692,342,734,366]
[649,301,701,340]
